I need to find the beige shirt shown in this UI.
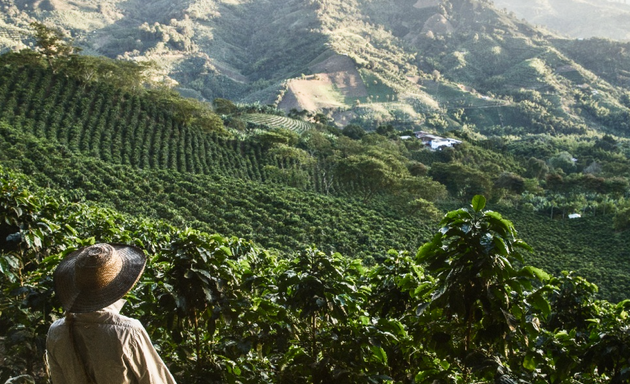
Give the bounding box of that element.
[46,300,177,384]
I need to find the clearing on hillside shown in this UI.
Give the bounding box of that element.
[278,53,368,113]
[309,53,369,99]
[278,77,346,112]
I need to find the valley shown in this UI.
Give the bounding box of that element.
[0,1,629,382]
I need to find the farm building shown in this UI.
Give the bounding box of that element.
[413,131,462,150]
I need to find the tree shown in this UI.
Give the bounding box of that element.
[432,69,442,94]
[335,148,410,202]
[277,249,369,383]
[604,177,629,198]
[548,152,576,174]
[429,162,493,201]
[494,172,526,195]
[213,98,239,115]
[407,198,443,220]
[416,196,548,380]
[525,157,548,179]
[594,134,618,152]
[407,161,428,177]
[401,175,447,202]
[336,155,400,202]
[375,124,395,137]
[68,56,155,92]
[269,145,314,168]
[302,131,333,157]
[613,207,630,231]
[545,173,565,192]
[341,124,365,140]
[256,128,299,148]
[30,22,76,71]
[312,112,331,126]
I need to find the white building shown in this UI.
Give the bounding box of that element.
[413,131,462,150]
[429,138,461,150]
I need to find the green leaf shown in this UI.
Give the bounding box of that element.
[472,195,486,212]
[616,299,630,310]
[521,266,551,282]
[529,291,552,318]
[370,345,388,365]
[523,354,537,371]
[202,286,214,302]
[493,237,509,256]
[416,241,435,261]
[220,245,232,256]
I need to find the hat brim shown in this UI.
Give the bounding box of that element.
[54,244,146,313]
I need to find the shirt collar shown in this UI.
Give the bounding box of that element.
[103,299,126,314]
[70,299,127,323]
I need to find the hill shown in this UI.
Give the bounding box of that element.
[2,0,630,136]
[0,40,628,383]
[0,3,629,383]
[0,52,628,302]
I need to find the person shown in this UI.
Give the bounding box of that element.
[46,243,177,384]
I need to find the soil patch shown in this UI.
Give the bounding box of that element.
[278,77,345,112]
[279,53,367,112]
[309,54,368,98]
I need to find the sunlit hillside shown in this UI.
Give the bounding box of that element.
[0,3,630,381]
[1,0,630,135]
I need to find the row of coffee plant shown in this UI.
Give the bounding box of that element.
[1,168,628,383]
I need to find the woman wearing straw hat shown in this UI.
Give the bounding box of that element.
[46,243,177,384]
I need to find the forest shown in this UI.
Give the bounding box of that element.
[0,21,629,383]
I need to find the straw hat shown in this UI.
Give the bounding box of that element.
[53,243,146,313]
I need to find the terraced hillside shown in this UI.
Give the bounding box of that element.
[242,113,316,134]
[0,57,295,183]
[0,52,629,302]
[2,109,629,301]
[0,121,435,259]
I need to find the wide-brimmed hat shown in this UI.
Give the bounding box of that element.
[53,243,146,313]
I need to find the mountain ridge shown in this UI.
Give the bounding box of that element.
[1,0,630,137]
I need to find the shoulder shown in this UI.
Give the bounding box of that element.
[50,317,65,328]
[112,313,145,330]
[47,318,66,335]
[46,318,69,351]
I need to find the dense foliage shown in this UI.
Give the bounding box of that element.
[0,11,629,384]
[1,170,629,383]
[0,47,628,301]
